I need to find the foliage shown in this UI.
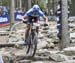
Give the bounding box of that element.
[0,0,9,6]
[38,0,47,10]
[70,0,75,16]
[32,0,47,10]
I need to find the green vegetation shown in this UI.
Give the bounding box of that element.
[32,0,47,10]
[70,0,75,16]
[38,0,47,10]
[0,0,9,6]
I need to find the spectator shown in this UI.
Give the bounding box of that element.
[0,8,3,16]
[15,8,23,13]
[2,6,8,15]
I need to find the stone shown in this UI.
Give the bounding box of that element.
[49,53,68,62]
[16,29,25,33]
[49,51,60,54]
[9,37,19,42]
[38,32,44,39]
[37,49,49,54]
[70,32,75,38]
[63,47,75,56]
[60,60,75,63]
[37,40,48,49]
[45,38,54,43]
[32,61,44,63]
[46,42,55,48]
[18,60,31,63]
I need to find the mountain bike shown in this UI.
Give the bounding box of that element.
[23,18,39,57]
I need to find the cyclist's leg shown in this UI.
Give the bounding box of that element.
[25,16,33,40]
[25,24,31,40]
[36,26,39,34]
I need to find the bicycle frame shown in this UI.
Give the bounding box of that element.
[29,22,38,43]
[25,18,39,57]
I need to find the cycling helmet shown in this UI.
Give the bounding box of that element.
[32,5,40,12]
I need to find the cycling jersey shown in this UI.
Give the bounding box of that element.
[24,8,44,17]
[23,4,46,23]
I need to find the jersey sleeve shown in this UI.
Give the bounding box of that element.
[24,8,33,16]
[38,10,44,16]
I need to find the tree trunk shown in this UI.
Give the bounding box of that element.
[9,0,15,29]
[19,0,22,10]
[34,0,38,4]
[22,0,28,11]
[53,0,58,15]
[48,0,51,16]
[28,0,32,9]
[60,0,70,50]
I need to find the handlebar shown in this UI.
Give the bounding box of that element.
[23,20,48,27]
[23,21,27,24]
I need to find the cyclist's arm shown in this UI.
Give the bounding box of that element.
[38,10,48,24]
[42,15,48,24]
[22,15,27,21]
[22,12,28,22]
[22,8,33,21]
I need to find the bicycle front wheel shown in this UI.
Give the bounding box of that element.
[27,34,38,57]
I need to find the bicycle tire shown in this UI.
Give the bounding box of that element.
[31,39,37,57]
[29,37,37,57]
[25,34,31,54]
[26,33,38,57]
[26,36,31,54]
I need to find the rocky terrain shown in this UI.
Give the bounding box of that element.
[0,19,75,63]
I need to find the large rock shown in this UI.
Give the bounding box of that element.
[8,30,25,43]
[38,32,44,39]
[44,38,55,48]
[37,49,50,54]
[70,32,75,38]
[9,37,19,42]
[49,53,68,62]
[18,60,31,63]
[37,40,48,49]
[45,38,55,43]
[63,47,75,56]
[60,60,75,63]
[46,42,55,48]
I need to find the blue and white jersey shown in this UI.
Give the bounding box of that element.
[24,8,44,17]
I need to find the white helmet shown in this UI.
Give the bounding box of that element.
[32,5,40,12]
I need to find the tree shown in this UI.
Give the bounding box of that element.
[28,0,31,9]
[0,0,9,6]
[47,0,51,15]
[38,0,47,10]
[60,0,70,50]
[9,0,15,29]
[70,0,75,16]
[32,0,38,5]
[19,0,22,10]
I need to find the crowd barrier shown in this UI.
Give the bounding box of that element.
[0,12,24,27]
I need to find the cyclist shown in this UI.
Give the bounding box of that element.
[22,4,48,42]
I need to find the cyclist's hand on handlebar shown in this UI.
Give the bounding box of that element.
[43,23,48,26]
[22,17,27,24]
[22,19,28,24]
[44,21,49,26]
